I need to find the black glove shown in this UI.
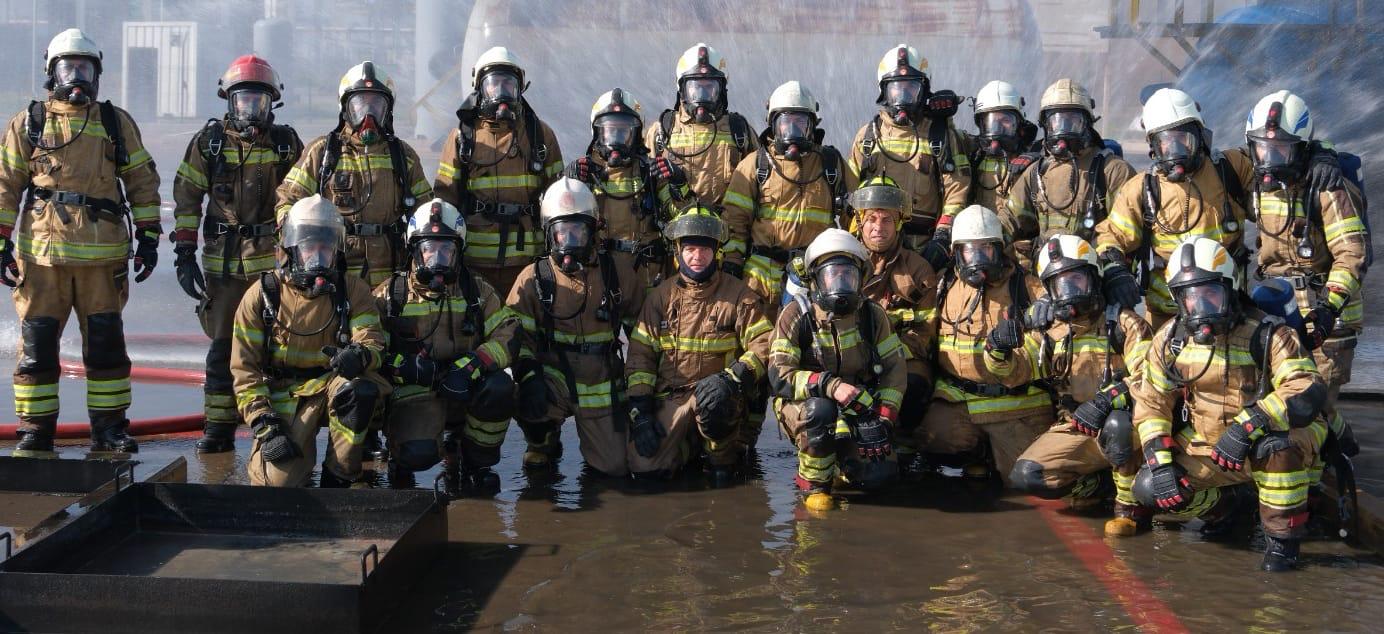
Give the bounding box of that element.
[515,359,548,422]
[1212,406,1270,471]
[919,232,951,272]
[985,306,1024,355]
[1009,152,1038,174]
[1305,302,1338,350]
[322,343,371,380]
[132,228,160,283]
[1328,419,1360,458]
[853,415,893,462]
[253,414,299,464]
[0,234,19,287]
[628,396,664,458]
[694,370,738,428]
[1307,143,1345,192]
[172,242,205,301]
[438,353,486,402]
[1071,384,1122,437]
[1144,438,1192,510]
[563,157,607,185]
[391,352,439,388]
[1023,297,1055,330]
[653,156,687,187]
[721,260,744,279]
[1102,260,1140,310]
[924,90,960,119]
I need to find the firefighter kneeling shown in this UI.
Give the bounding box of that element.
[768,229,906,511]
[1132,237,1327,571]
[375,199,520,493]
[231,195,391,487]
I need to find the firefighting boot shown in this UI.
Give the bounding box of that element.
[195,422,237,454]
[1105,503,1153,537]
[12,428,58,459]
[90,415,138,454]
[1261,535,1301,572]
[519,421,562,470]
[796,474,835,512]
[462,467,501,494]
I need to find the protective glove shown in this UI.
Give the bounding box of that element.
[1144,437,1192,510]
[563,156,607,185]
[1328,418,1360,458]
[652,156,687,187]
[924,90,960,119]
[439,352,493,403]
[132,227,160,283]
[1212,406,1270,472]
[173,242,206,301]
[253,413,299,464]
[1023,296,1055,330]
[1071,383,1124,437]
[628,396,664,458]
[853,415,893,462]
[1307,142,1344,192]
[919,229,951,272]
[1009,152,1038,173]
[694,370,740,438]
[985,306,1024,355]
[390,351,439,388]
[515,359,549,422]
[720,260,744,279]
[0,233,19,287]
[322,343,371,380]
[1305,302,1338,350]
[1101,260,1140,311]
[841,384,876,417]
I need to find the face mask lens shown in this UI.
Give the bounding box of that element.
[681,78,721,104]
[53,58,95,84]
[1045,110,1086,136]
[296,239,336,272]
[1178,283,1228,318]
[1154,130,1198,162]
[418,239,458,270]
[595,114,638,148]
[230,89,272,122]
[1049,268,1095,301]
[885,80,923,107]
[958,241,999,269]
[1251,138,1299,169]
[775,112,812,142]
[346,92,388,126]
[981,111,1019,137]
[550,220,592,251]
[481,72,519,101]
[816,260,861,296]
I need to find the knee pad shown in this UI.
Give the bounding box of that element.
[471,371,517,421]
[1098,410,1135,466]
[1252,430,1295,462]
[85,312,129,370]
[331,379,382,434]
[204,338,234,392]
[18,317,61,375]
[801,397,838,452]
[1131,466,1158,509]
[394,439,442,471]
[1009,459,1057,496]
[898,374,930,432]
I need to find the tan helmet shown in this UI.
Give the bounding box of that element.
[1038,78,1095,120]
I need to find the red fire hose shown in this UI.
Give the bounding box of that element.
[2,361,208,438]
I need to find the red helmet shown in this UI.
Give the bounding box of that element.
[217,55,282,100]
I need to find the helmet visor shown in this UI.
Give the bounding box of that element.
[884,79,924,108]
[979,110,1020,137]
[1043,109,1087,137]
[52,57,96,85]
[1176,283,1230,320]
[549,218,593,251]
[345,91,389,127]
[774,111,813,142]
[417,238,459,270]
[1152,129,1199,163]
[680,78,721,105]
[229,89,273,123]
[480,71,520,101]
[1249,137,1303,171]
[595,113,639,148]
[815,259,862,296]
[957,241,1002,270]
[294,237,338,272]
[1047,268,1097,303]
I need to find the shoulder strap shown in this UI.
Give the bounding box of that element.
[385,272,409,319]
[460,269,484,336]
[598,250,623,317]
[753,146,772,208]
[1090,151,1109,213]
[727,112,753,155]
[522,102,547,174]
[821,146,847,215]
[859,302,881,383]
[258,272,281,364]
[534,258,557,354]
[317,132,343,195]
[1211,151,1245,209]
[1139,170,1161,250]
[268,124,300,165]
[927,117,953,173]
[334,276,353,344]
[1250,315,1286,399]
[200,119,227,178]
[24,101,44,147]
[793,295,818,368]
[99,101,127,168]
[386,136,416,209]
[655,109,675,153]
[1008,270,1031,313]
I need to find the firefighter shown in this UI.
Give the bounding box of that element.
[1241,90,1367,484]
[1,29,161,457]
[768,228,907,511]
[435,47,564,296]
[848,44,970,269]
[275,61,432,288]
[849,176,939,476]
[919,205,1051,487]
[1009,235,1154,536]
[507,178,645,476]
[626,205,772,484]
[1132,237,1327,571]
[231,195,391,487]
[1004,79,1136,275]
[645,42,758,212]
[172,55,303,454]
[375,199,521,493]
[564,88,691,290]
[963,80,1039,215]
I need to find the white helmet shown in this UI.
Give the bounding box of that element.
[44,28,102,74]
[803,228,870,315]
[1141,87,1202,136]
[766,80,819,124]
[590,88,643,125]
[1036,234,1103,317]
[338,61,395,102]
[804,228,869,270]
[950,205,1005,244]
[1036,234,1098,279]
[472,46,524,88]
[280,194,347,288]
[1038,78,1094,119]
[675,42,727,83]
[1166,236,1238,290]
[405,198,466,245]
[540,177,598,225]
[1166,237,1240,341]
[974,80,1024,116]
[1246,90,1313,142]
[876,43,928,84]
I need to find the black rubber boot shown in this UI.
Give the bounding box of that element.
[364,430,388,463]
[195,422,237,454]
[386,461,418,489]
[90,417,138,454]
[705,464,736,489]
[13,428,58,459]
[1199,484,1254,539]
[1261,535,1301,572]
[463,467,501,495]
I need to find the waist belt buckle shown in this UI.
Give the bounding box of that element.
[53,191,86,206]
[494,203,526,219]
[979,384,1007,398]
[1290,275,1311,290]
[352,223,384,237]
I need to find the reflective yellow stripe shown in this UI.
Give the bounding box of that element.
[202,251,277,276]
[120,148,153,173]
[130,205,160,223]
[87,377,132,410]
[1324,216,1366,243]
[1175,344,1253,367]
[757,205,832,226]
[233,323,265,346]
[176,162,209,189]
[1258,392,1290,429]
[332,155,398,172]
[742,318,773,342]
[877,387,903,407]
[17,234,127,261]
[771,337,800,359]
[464,415,509,445]
[1272,358,1315,389]
[798,451,836,482]
[665,131,733,149]
[1138,417,1173,443]
[349,313,380,330]
[0,144,28,171]
[283,167,318,192]
[723,190,754,211]
[629,371,656,389]
[657,333,739,354]
[594,176,644,196]
[1153,228,1231,254]
[437,162,459,180]
[0,208,17,226]
[1106,210,1143,243]
[468,174,541,190]
[877,332,902,359]
[541,367,614,410]
[14,383,60,416]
